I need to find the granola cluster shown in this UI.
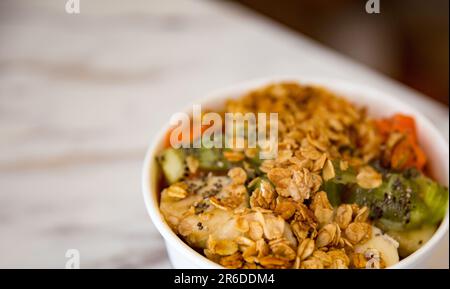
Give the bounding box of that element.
[203,191,377,269]
[160,83,395,269]
[226,82,382,166]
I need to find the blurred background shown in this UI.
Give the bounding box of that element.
[235,0,449,105]
[0,0,448,268]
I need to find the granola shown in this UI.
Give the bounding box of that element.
[156,82,449,269]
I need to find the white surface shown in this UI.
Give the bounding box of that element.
[0,0,448,268]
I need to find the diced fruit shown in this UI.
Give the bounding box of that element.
[194,147,230,171]
[321,181,342,207]
[157,148,186,184]
[375,114,426,171]
[321,160,357,207]
[330,160,357,184]
[416,175,449,224]
[321,160,448,232]
[349,172,446,230]
[387,225,436,257]
[354,226,399,267]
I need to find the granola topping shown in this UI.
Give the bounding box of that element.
[157,82,445,269]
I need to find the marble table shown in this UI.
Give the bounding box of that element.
[0,0,448,268]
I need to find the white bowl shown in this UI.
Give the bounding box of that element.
[142,76,449,269]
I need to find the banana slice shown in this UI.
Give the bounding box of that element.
[160,174,297,250]
[355,226,400,268]
[160,176,230,229]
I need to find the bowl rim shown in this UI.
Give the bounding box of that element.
[142,75,449,269]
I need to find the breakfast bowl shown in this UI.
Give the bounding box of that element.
[142,76,449,269]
